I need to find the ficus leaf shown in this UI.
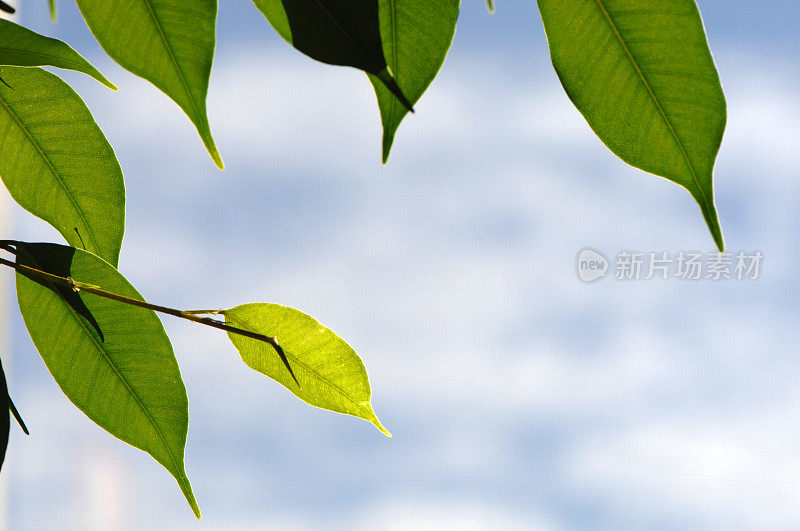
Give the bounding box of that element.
[537,0,727,250]
[252,0,413,112]
[75,0,223,169]
[0,67,125,266]
[15,242,200,517]
[0,18,114,88]
[222,303,390,437]
[367,0,459,162]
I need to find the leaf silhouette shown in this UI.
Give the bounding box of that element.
[14,242,104,341]
[0,0,14,14]
[537,0,727,250]
[0,357,8,474]
[252,0,413,111]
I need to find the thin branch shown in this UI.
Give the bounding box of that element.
[0,256,300,386]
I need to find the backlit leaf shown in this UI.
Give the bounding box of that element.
[0,18,114,88]
[75,0,223,168]
[223,303,390,437]
[15,242,200,517]
[367,0,459,162]
[0,67,125,266]
[537,0,726,250]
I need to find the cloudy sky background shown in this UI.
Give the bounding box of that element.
[2,0,800,529]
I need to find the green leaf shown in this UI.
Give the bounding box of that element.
[75,0,223,169]
[251,0,413,111]
[223,303,390,437]
[15,242,200,518]
[0,67,125,266]
[537,0,726,250]
[0,19,114,89]
[49,0,57,22]
[367,0,459,162]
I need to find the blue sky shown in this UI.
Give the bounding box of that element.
[2,1,800,529]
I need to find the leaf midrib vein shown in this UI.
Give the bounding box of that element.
[139,0,204,127]
[591,0,709,206]
[226,312,370,412]
[0,87,100,253]
[52,279,184,481]
[0,47,86,69]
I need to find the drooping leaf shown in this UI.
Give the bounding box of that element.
[75,0,223,168]
[0,67,125,266]
[367,0,459,162]
[15,242,200,517]
[0,357,9,474]
[223,303,390,437]
[49,0,57,22]
[0,19,114,88]
[537,0,727,250]
[252,0,412,111]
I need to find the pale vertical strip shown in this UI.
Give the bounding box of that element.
[0,4,16,529]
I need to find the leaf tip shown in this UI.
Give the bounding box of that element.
[696,194,724,252]
[211,150,224,170]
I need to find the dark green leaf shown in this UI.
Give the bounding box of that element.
[252,0,412,111]
[367,0,459,162]
[537,0,726,250]
[0,67,125,266]
[0,19,114,88]
[223,303,390,437]
[75,0,223,168]
[16,243,200,517]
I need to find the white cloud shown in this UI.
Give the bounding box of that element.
[4,35,800,530]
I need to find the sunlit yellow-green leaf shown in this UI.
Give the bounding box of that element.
[223,303,390,437]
